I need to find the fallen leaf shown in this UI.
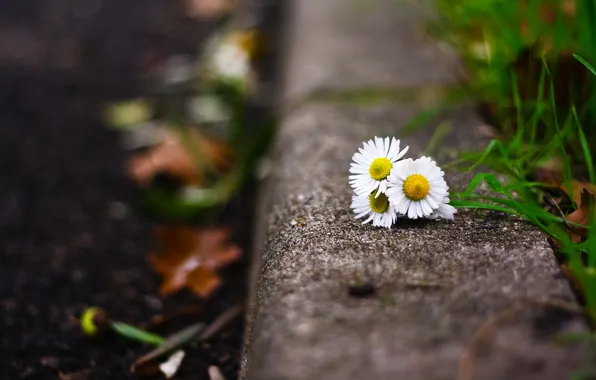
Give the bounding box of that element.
[561,180,596,208]
[127,129,231,186]
[149,226,241,297]
[566,189,594,242]
[562,181,596,242]
[185,0,236,18]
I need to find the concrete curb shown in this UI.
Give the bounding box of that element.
[241,1,590,379]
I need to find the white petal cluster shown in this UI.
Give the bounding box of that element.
[211,41,250,81]
[350,193,397,228]
[349,137,456,228]
[349,137,408,197]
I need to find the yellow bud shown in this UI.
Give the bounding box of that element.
[81,307,109,337]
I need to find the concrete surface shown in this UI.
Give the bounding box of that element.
[241,0,592,379]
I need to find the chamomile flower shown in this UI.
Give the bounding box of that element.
[212,41,250,80]
[427,196,457,221]
[208,30,258,89]
[386,156,452,220]
[351,191,397,228]
[349,137,409,198]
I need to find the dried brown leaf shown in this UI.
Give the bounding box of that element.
[127,129,231,186]
[562,181,596,207]
[185,0,236,19]
[562,181,596,242]
[149,226,241,297]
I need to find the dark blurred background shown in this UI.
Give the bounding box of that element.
[0,1,248,379]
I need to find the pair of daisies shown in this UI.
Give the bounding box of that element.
[350,137,456,228]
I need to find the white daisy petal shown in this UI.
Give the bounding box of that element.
[395,144,409,161]
[428,201,457,220]
[407,203,417,219]
[351,192,397,228]
[386,156,455,221]
[355,210,369,219]
[426,195,439,209]
[421,199,433,215]
[416,202,424,218]
[397,199,410,214]
[388,138,399,160]
[349,137,410,196]
[384,137,390,157]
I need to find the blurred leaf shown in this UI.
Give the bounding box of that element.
[574,54,596,76]
[110,322,164,345]
[562,181,596,210]
[422,122,452,157]
[564,184,596,242]
[185,0,237,19]
[149,226,241,297]
[127,129,231,186]
[400,108,440,137]
[104,99,153,129]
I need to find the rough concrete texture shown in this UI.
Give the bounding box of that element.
[241,0,592,378]
[243,104,590,380]
[282,0,457,102]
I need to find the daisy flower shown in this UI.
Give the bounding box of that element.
[386,156,454,220]
[208,30,258,87]
[349,137,409,198]
[351,191,398,228]
[427,196,457,220]
[212,41,250,80]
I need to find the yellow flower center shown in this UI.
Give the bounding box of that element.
[403,174,430,201]
[368,158,392,180]
[369,192,389,213]
[233,30,259,58]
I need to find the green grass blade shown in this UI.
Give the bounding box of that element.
[573,54,596,76]
[423,122,452,157]
[571,105,595,183]
[401,108,441,137]
[110,322,165,345]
